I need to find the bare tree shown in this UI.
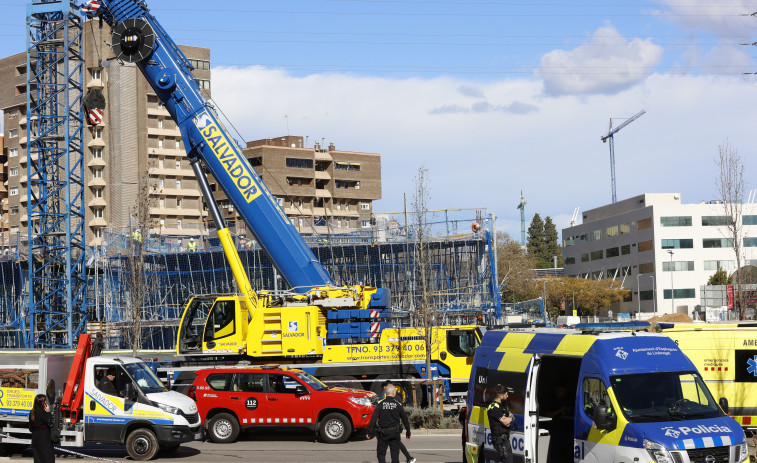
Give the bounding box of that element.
[411,166,437,404]
[123,173,158,356]
[715,140,748,319]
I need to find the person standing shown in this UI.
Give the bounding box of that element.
[367,384,414,463]
[382,381,416,463]
[487,384,514,463]
[28,394,55,463]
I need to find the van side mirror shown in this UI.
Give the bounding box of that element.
[124,382,138,402]
[594,404,617,430]
[295,385,308,396]
[719,397,729,414]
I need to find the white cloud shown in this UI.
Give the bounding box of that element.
[211,66,757,240]
[654,0,757,35]
[537,25,664,96]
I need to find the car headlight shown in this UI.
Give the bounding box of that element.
[349,396,372,407]
[154,402,180,415]
[644,439,674,463]
[736,443,748,461]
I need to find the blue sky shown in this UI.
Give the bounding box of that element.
[2,1,757,239]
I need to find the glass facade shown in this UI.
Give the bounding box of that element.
[621,244,631,255]
[606,225,618,237]
[660,216,692,227]
[663,288,696,299]
[662,239,693,249]
[701,216,732,226]
[662,261,694,272]
[744,216,757,226]
[745,237,757,248]
[606,247,620,258]
[590,250,603,261]
[703,238,733,248]
[565,256,576,265]
[703,260,735,271]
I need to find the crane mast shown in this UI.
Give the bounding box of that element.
[600,109,646,203]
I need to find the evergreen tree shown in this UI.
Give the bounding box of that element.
[543,216,563,268]
[707,267,732,285]
[527,213,546,265]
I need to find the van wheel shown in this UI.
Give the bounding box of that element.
[207,413,239,443]
[126,428,159,461]
[319,412,352,444]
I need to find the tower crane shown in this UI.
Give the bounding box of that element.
[601,109,646,203]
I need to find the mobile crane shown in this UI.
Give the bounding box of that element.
[94,0,483,403]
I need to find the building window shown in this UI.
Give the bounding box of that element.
[660,216,692,227]
[605,225,618,238]
[9,167,18,177]
[590,250,603,261]
[188,59,211,71]
[158,119,163,129]
[703,238,733,248]
[335,162,361,171]
[580,253,589,263]
[158,178,164,188]
[638,240,653,252]
[175,140,181,150]
[9,187,18,196]
[177,219,182,229]
[159,198,165,208]
[250,156,262,167]
[662,261,695,272]
[663,288,695,299]
[662,239,693,249]
[360,202,370,211]
[91,68,101,80]
[621,244,631,255]
[92,167,103,179]
[745,237,757,248]
[620,223,631,235]
[9,206,18,215]
[564,256,576,265]
[8,148,18,159]
[8,128,18,138]
[744,216,757,226]
[197,79,211,90]
[92,148,103,159]
[176,179,182,189]
[637,218,652,230]
[638,262,655,274]
[176,198,182,209]
[159,218,165,226]
[93,188,103,198]
[158,139,163,148]
[704,260,735,271]
[93,208,104,218]
[605,247,620,258]
[276,197,284,207]
[588,230,602,241]
[285,158,313,169]
[94,127,102,139]
[93,228,102,239]
[361,220,370,228]
[639,290,654,301]
[702,216,732,226]
[176,161,181,170]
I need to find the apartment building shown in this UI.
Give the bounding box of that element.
[0,134,7,252]
[0,21,210,246]
[209,136,382,236]
[562,193,757,317]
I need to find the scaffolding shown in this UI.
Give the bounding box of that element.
[25,0,87,348]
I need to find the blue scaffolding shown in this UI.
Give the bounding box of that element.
[25,0,87,347]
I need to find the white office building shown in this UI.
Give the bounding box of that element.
[562,193,757,317]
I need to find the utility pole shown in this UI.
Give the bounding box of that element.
[668,250,675,313]
[601,109,646,203]
[517,191,527,247]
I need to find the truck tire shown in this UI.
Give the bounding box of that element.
[125,428,159,461]
[207,413,239,443]
[318,412,352,444]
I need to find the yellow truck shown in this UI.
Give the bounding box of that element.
[662,323,757,430]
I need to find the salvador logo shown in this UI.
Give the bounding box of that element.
[662,427,681,438]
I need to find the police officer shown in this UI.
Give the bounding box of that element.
[367,384,413,463]
[487,384,514,463]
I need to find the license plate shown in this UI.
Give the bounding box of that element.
[194,432,203,440]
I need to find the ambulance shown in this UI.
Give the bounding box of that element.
[662,322,757,431]
[462,322,749,463]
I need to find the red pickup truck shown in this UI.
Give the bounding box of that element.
[186,366,376,444]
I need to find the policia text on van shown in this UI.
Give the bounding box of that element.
[462,322,749,463]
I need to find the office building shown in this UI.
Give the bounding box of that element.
[562,193,757,317]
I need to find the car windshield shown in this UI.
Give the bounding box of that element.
[124,362,168,394]
[295,372,329,391]
[610,372,724,423]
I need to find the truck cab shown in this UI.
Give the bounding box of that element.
[463,323,749,463]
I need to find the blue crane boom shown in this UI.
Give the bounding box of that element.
[95,0,333,292]
[600,109,646,203]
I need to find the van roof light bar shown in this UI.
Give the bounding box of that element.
[575,321,651,334]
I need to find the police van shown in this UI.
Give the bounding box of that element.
[462,322,749,463]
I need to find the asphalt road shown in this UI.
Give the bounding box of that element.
[4,431,464,463]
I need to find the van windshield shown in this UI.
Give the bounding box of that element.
[610,372,724,423]
[124,362,168,394]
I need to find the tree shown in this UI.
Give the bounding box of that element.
[714,140,748,319]
[536,276,630,319]
[527,213,547,266]
[496,232,538,303]
[543,216,563,268]
[707,267,732,286]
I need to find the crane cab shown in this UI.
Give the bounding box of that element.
[178,296,250,356]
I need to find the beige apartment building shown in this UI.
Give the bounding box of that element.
[209,135,382,236]
[0,134,7,252]
[0,21,210,246]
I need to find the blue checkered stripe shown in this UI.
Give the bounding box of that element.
[678,435,732,449]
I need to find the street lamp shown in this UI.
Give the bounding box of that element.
[667,250,674,314]
[649,275,656,318]
[636,273,641,315]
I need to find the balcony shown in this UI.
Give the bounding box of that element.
[88,197,106,208]
[88,217,107,227]
[87,138,105,148]
[86,78,104,89]
[147,127,181,137]
[88,178,106,187]
[315,189,332,198]
[314,171,331,180]
[87,158,106,168]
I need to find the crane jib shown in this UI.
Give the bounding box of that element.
[193,111,262,203]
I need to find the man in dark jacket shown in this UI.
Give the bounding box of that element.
[487,384,514,463]
[367,384,413,463]
[98,368,118,396]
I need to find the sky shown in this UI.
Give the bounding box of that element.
[2,0,757,239]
